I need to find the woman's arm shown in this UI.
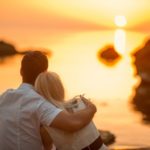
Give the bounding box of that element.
[40,126,53,150]
[50,99,97,132]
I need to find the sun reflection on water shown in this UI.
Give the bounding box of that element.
[114,29,126,55]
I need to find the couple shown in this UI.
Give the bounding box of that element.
[0,51,108,150]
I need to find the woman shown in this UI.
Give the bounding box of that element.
[35,71,108,150]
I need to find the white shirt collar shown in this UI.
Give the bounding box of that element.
[19,83,34,90]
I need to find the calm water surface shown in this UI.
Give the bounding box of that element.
[0,30,150,147]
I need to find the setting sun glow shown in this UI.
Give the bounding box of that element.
[115,16,127,27]
[0,0,150,147]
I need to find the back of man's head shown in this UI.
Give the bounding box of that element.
[21,51,48,85]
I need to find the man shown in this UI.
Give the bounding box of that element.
[0,51,96,150]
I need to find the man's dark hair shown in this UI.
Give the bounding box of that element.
[21,51,48,85]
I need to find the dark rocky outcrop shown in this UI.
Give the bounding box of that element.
[132,39,150,123]
[133,40,150,75]
[99,130,115,145]
[97,45,121,66]
[0,40,51,59]
[0,41,18,57]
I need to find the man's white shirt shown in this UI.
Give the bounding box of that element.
[0,83,62,150]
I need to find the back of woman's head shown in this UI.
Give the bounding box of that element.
[35,72,65,104]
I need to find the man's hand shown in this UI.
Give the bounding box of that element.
[50,96,97,132]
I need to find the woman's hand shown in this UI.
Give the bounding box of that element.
[80,95,97,113]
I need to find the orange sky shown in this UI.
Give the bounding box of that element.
[0,0,150,33]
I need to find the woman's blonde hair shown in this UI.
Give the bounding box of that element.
[35,71,65,107]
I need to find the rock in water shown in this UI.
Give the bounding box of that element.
[133,39,150,75]
[99,130,115,145]
[0,41,17,57]
[132,39,150,123]
[0,40,51,59]
[97,45,121,66]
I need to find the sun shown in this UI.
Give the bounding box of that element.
[115,16,127,27]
